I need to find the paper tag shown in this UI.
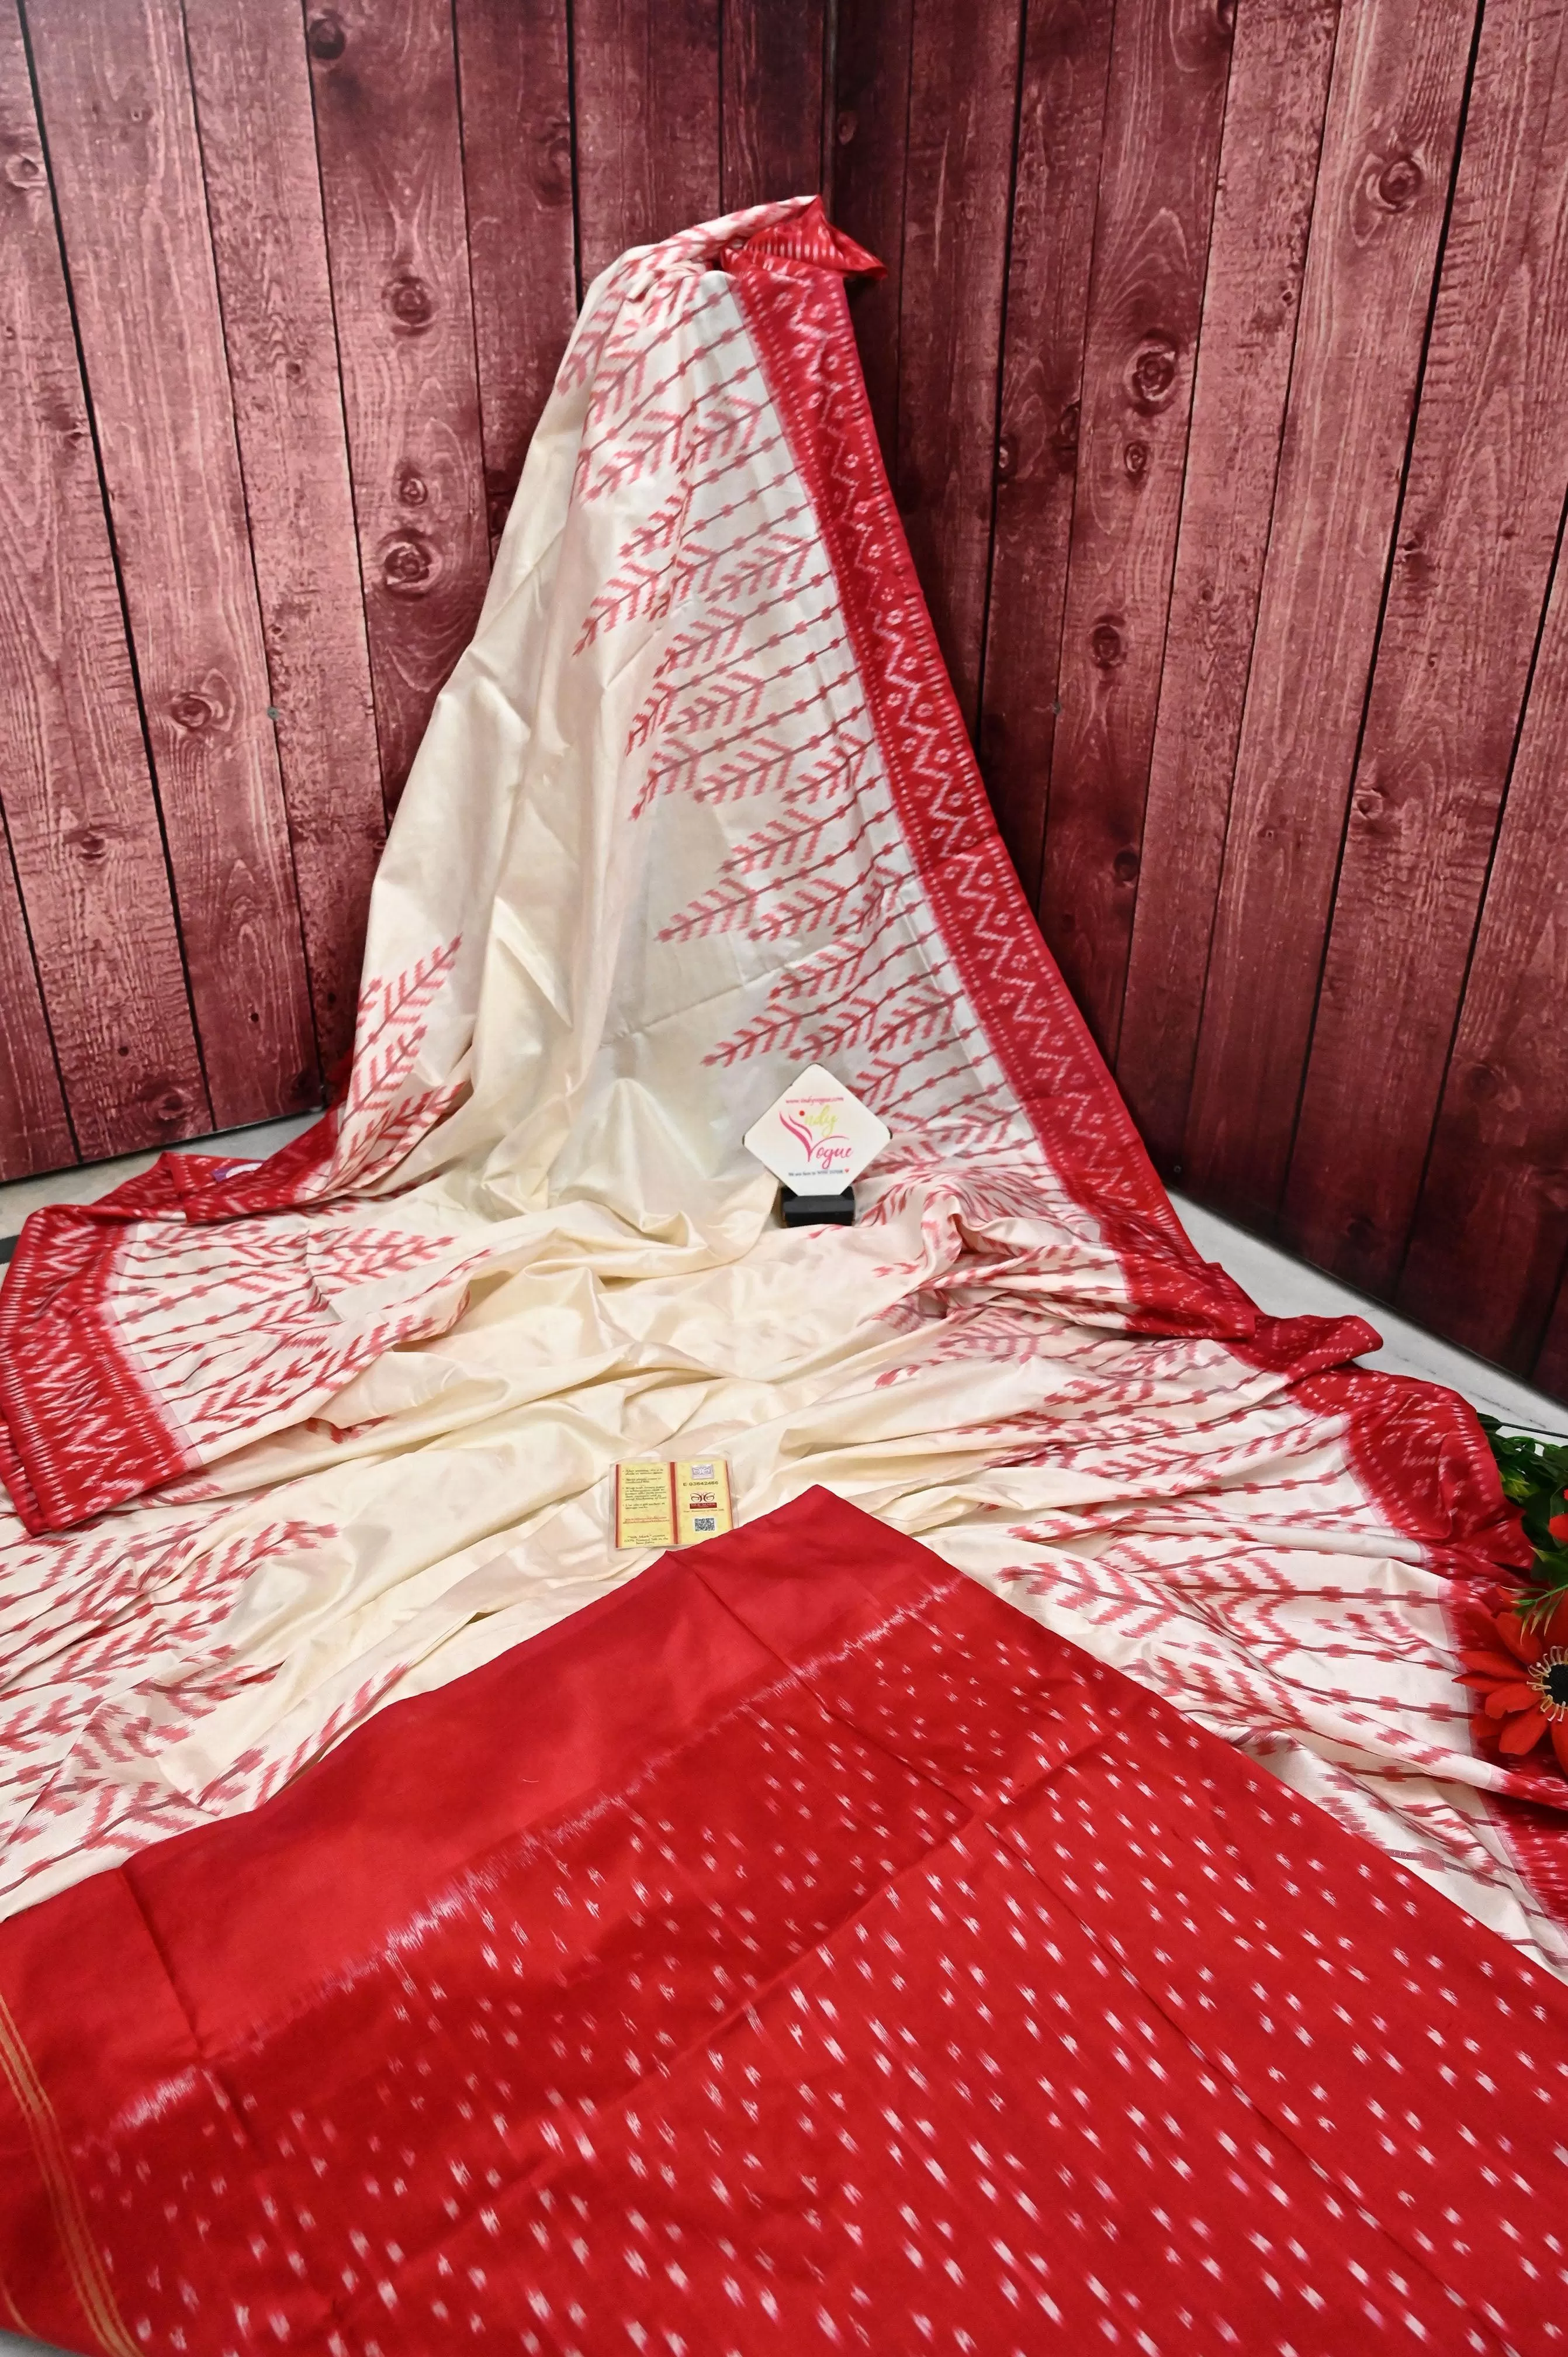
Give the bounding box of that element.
[742,1066,890,1193]
[674,1457,733,1546]
[614,1459,734,1551]
[614,1460,676,1550]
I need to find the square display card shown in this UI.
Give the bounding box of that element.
[742,1066,889,1195]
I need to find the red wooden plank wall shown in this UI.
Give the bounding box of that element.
[0,0,829,1167]
[4,0,1567,1408]
[835,0,1568,1406]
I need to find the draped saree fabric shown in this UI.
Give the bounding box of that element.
[0,198,1560,1985]
[1,1491,1565,2357]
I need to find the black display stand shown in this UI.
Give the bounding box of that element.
[779,1183,856,1228]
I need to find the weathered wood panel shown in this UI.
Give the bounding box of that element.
[0,0,206,1160]
[895,0,1026,732]
[1179,0,1477,1232]
[572,0,721,288]
[829,0,911,466]
[1398,544,1568,1372]
[1284,0,1568,1295]
[306,0,490,810]
[721,0,826,214]
[1115,0,1339,1173]
[977,0,1114,905]
[0,833,72,1183]
[453,0,578,547]
[26,0,320,1131]
[1035,0,1233,1057]
[185,0,386,1079]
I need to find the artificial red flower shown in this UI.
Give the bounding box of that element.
[1460,1600,1568,1772]
[1550,1511,1568,1543]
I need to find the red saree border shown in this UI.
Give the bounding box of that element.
[729,257,1235,1335]
[0,1210,191,1533]
[5,1487,1568,2352]
[730,244,1556,1909]
[0,1981,136,2355]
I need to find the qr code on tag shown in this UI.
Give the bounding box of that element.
[693,1515,716,1532]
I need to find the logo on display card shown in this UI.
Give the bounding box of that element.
[742,1066,890,1194]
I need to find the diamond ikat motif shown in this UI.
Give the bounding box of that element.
[0,1495,1562,2355]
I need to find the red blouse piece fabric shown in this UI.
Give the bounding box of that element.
[0,1488,1562,2355]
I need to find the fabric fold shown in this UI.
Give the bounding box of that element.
[0,1494,1562,2355]
[0,196,1557,1972]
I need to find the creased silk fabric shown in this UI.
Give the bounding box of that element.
[1,1491,1564,2357]
[0,199,1557,1966]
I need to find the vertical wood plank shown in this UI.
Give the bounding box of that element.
[1180,0,1477,1232]
[896,0,1025,733]
[572,0,721,289]
[0,829,72,1180]
[184,0,386,1079]
[1397,544,1568,1374]
[0,0,207,1166]
[306,0,490,810]
[1284,0,1568,1294]
[721,0,826,213]
[1535,1271,1568,1404]
[453,0,578,547]
[976,0,1114,906]
[1036,0,1234,1056]
[1116,0,1339,1173]
[25,0,319,1132]
[829,0,911,468]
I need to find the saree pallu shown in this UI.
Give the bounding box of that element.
[0,1491,1562,2356]
[0,198,1560,1975]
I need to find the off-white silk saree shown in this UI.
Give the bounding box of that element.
[0,199,1555,1974]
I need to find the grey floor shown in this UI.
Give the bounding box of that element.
[0,1139,1560,2357]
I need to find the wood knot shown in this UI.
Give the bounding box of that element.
[538,123,573,201]
[397,469,428,505]
[1123,438,1149,478]
[1053,400,1080,469]
[1354,788,1384,821]
[382,533,437,596]
[169,691,214,731]
[154,1088,192,1122]
[1464,1061,1502,1104]
[306,12,346,61]
[1129,337,1179,409]
[3,150,43,189]
[67,825,112,863]
[1089,618,1126,669]
[1376,154,1422,211]
[994,434,1017,483]
[1112,848,1140,885]
[836,110,857,146]
[385,274,435,330]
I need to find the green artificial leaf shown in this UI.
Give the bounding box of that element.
[1482,1419,1568,1622]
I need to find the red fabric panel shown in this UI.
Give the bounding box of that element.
[0,1488,1562,2354]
